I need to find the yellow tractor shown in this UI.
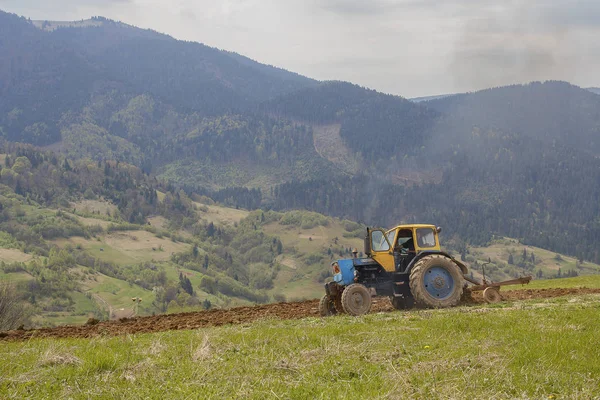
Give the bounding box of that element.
[320,224,467,316]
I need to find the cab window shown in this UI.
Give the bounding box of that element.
[416,228,436,248]
[371,230,390,252]
[395,229,413,249]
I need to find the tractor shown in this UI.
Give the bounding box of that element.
[320,224,469,316]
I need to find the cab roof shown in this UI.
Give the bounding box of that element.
[386,224,437,233]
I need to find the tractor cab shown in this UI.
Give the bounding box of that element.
[365,224,442,273]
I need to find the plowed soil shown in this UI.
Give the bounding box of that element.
[2,287,599,342]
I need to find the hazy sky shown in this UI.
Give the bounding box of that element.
[1,0,599,97]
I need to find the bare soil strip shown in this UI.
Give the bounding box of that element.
[2,288,599,342]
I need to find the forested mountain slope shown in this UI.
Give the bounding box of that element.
[0,10,333,189]
[425,81,600,155]
[0,10,316,147]
[48,17,315,113]
[272,130,600,263]
[261,81,440,163]
[2,9,600,267]
[264,81,600,263]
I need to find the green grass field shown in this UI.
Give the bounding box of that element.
[52,230,190,266]
[86,274,152,312]
[2,292,600,399]
[261,215,365,300]
[504,274,600,290]
[31,291,101,327]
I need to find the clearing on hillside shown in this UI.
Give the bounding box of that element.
[312,124,359,175]
[70,199,118,216]
[72,215,112,228]
[0,248,34,263]
[52,230,190,265]
[196,203,250,226]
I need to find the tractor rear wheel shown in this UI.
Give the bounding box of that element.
[409,255,464,308]
[319,294,337,317]
[341,284,372,316]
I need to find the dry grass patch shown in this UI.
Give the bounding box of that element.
[75,215,111,228]
[39,345,82,367]
[104,230,190,260]
[149,338,166,356]
[276,255,299,270]
[0,248,33,263]
[191,334,212,362]
[53,231,191,265]
[121,359,155,383]
[147,216,168,230]
[312,124,359,175]
[70,199,118,216]
[196,204,249,226]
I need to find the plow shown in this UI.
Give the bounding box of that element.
[465,270,533,304]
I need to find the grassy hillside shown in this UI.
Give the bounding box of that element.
[0,144,345,327]
[461,237,600,283]
[262,212,364,301]
[2,288,600,398]
[0,176,363,327]
[4,191,600,328]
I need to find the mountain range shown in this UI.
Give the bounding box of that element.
[1,9,600,264]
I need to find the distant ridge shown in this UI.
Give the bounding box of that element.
[586,87,600,95]
[412,86,600,102]
[32,18,104,31]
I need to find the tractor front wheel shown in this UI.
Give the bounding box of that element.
[409,255,464,308]
[341,284,372,316]
[334,292,345,313]
[319,294,337,317]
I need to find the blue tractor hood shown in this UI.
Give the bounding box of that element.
[333,258,376,286]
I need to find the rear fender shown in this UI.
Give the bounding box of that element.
[406,251,468,274]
